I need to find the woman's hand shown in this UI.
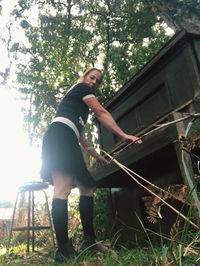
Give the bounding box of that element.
[122,134,142,144]
[80,135,111,167]
[96,154,110,167]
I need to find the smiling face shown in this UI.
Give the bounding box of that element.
[82,69,103,89]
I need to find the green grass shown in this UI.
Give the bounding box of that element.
[1,240,200,265]
[0,243,161,266]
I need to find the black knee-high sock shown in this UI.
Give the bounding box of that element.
[79,195,95,237]
[52,198,69,244]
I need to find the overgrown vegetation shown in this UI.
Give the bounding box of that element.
[0,243,165,265]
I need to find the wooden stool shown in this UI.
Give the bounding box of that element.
[7,181,55,252]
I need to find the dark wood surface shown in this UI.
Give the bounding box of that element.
[92,30,200,188]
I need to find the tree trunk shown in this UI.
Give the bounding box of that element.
[145,0,200,34]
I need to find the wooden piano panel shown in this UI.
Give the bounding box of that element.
[116,82,172,141]
[97,33,200,155]
[166,46,198,106]
[99,76,173,152]
[193,39,200,65]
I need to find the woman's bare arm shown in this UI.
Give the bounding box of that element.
[84,97,142,144]
[80,134,109,165]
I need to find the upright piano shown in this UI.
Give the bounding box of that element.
[91,30,200,244]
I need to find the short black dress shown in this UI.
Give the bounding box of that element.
[40,83,96,188]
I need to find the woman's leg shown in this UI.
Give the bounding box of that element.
[78,184,95,238]
[76,182,97,250]
[52,172,75,259]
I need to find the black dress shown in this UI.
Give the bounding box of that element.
[40,83,96,188]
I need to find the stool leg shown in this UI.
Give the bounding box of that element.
[32,191,35,252]
[43,190,56,249]
[27,191,31,252]
[7,192,20,250]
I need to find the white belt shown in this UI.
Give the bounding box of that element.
[52,117,80,139]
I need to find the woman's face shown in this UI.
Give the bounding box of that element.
[83,70,102,89]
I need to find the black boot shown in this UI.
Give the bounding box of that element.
[55,240,76,263]
[52,199,76,263]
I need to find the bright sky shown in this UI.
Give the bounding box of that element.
[0,1,42,202]
[0,86,41,202]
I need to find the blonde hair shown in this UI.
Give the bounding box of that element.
[79,67,103,84]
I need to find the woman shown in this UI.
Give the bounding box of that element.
[40,68,142,262]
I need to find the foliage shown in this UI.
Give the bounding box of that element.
[142,184,196,224]
[136,209,200,265]
[94,188,113,241]
[3,0,172,141]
